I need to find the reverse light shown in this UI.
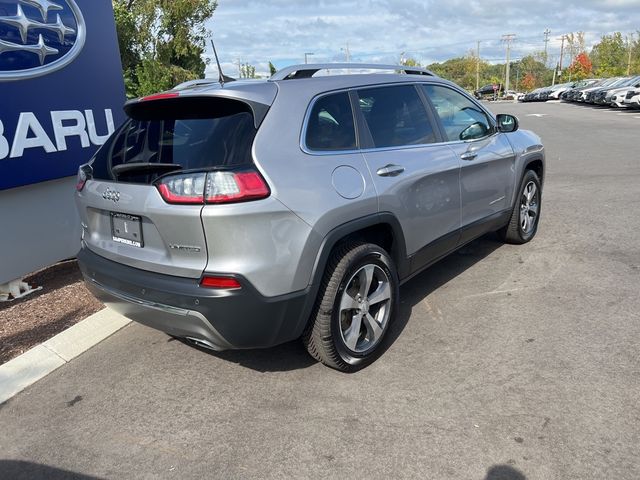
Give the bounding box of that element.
[205,171,270,204]
[155,170,269,205]
[200,276,242,289]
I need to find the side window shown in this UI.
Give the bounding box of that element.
[421,85,494,142]
[305,92,356,151]
[357,85,436,148]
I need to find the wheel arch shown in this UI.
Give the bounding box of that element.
[293,213,409,339]
[524,157,544,185]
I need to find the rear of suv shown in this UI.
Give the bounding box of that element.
[77,64,545,371]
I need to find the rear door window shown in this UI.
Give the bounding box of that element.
[421,85,494,142]
[356,85,437,149]
[91,97,257,184]
[305,92,357,151]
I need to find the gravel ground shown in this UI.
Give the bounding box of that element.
[0,260,103,364]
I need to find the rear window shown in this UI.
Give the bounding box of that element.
[91,97,257,183]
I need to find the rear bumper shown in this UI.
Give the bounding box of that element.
[78,247,310,350]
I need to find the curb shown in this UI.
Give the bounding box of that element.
[0,309,131,404]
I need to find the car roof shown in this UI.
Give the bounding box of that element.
[159,64,459,107]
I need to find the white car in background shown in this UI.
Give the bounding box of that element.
[547,82,574,100]
[623,88,640,109]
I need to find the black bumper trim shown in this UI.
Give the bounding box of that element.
[78,247,311,350]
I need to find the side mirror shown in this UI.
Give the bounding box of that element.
[459,122,489,141]
[497,114,519,133]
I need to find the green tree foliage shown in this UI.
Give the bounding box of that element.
[113,0,217,97]
[426,54,481,90]
[591,32,628,76]
[268,61,277,76]
[240,63,257,79]
[514,54,553,90]
[400,57,420,67]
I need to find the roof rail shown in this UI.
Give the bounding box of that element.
[270,63,436,81]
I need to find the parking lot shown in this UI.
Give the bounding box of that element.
[1,100,639,480]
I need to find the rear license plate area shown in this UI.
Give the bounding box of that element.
[110,212,144,248]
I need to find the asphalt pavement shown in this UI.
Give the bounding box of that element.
[1,101,639,480]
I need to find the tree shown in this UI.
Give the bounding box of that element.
[591,33,628,76]
[515,54,553,90]
[240,63,256,79]
[400,57,420,67]
[269,61,277,76]
[426,54,480,90]
[568,52,593,80]
[112,0,218,97]
[521,73,536,91]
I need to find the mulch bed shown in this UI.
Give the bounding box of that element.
[0,260,104,365]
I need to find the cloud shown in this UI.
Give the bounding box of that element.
[204,0,640,77]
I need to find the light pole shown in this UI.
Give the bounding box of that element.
[304,52,314,64]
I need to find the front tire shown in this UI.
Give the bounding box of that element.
[499,169,542,244]
[303,242,398,372]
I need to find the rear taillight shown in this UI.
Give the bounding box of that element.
[155,170,269,205]
[156,172,207,204]
[76,164,92,192]
[200,276,242,289]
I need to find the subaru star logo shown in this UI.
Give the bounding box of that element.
[0,0,85,81]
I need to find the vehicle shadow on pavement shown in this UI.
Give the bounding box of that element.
[181,335,318,372]
[484,464,527,479]
[0,460,103,480]
[181,233,504,373]
[379,233,503,362]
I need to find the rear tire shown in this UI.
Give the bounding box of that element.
[303,242,398,372]
[499,169,542,244]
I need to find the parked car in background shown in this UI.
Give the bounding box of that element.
[603,76,640,107]
[474,83,503,99]
[561,79,600,102]
[583,78,622,103]
[547,82,575,100]
[75,63,545,371]
[623,88,640,109]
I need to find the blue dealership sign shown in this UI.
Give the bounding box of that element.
[0,0,125,190]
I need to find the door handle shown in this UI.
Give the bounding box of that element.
[376,164,405,177]
[460,151,478,161]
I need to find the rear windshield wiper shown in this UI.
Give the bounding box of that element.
[112,163,183,179]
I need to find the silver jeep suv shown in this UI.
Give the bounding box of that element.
[76,63,544,371]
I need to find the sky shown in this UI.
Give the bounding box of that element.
[204,0,640,78]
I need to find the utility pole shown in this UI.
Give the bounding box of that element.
[304,52,314,64]
[476,41,480,91]
[345,42,351,62]
[502,34,516,93]
[543,28,551,65]
[558,35,566,78]
[627,34,634,76]
[236,58,242,78]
